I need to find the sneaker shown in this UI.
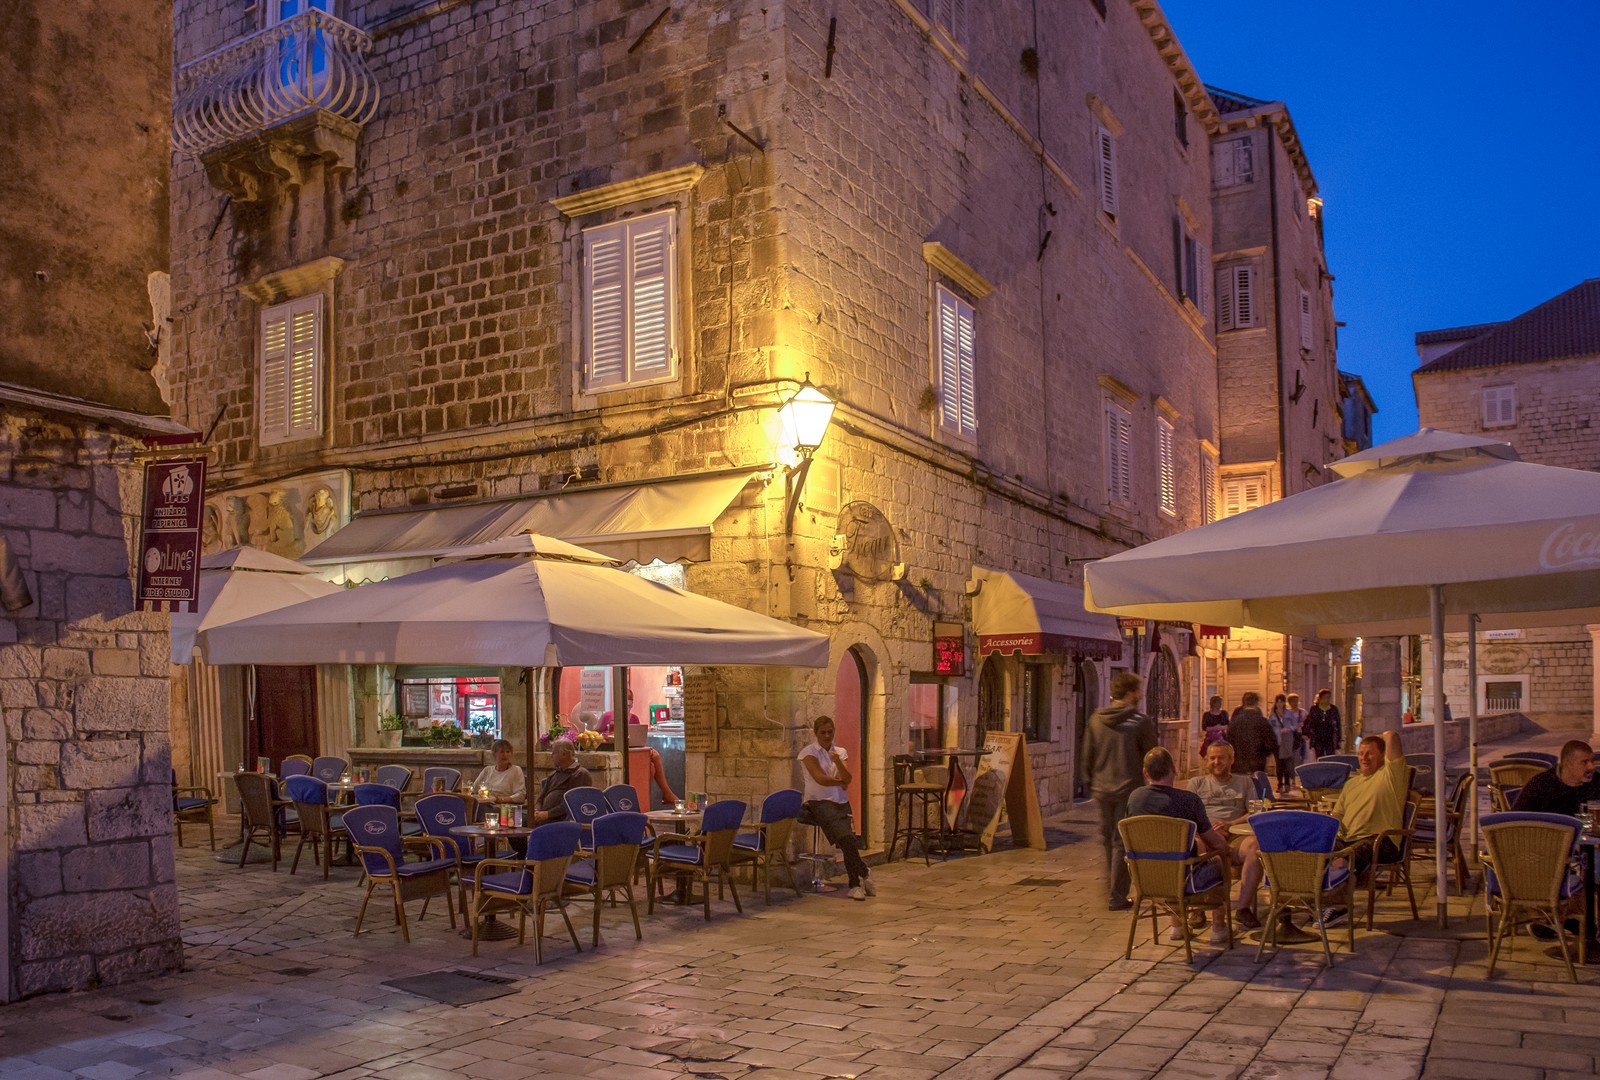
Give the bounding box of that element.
[1208,925,1231,946]
[1166,924,1189,942]
[1316,906,1348,929]
[848,886,867,901]
[1530,923,1557,942]
[862,876,877,897]
[1234,908,1262,931]
[1108,897,1133,912]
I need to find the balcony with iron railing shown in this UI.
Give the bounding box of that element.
[174,9,380,201]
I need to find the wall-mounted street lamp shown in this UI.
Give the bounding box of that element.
[780,373,835,534]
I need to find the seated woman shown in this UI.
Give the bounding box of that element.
[468,739,526,802]
[798,715,874,901]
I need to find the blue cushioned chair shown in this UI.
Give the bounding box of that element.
[1250,772,1274,802]
[1502,751,1559,768]
[311,756,348,784]
[1412,772,1475,894]
[172,770,216,850]
[603,784,641,813]
[564,811,647,946]
[731,789,804,902]
[562,786,610,852]
[471,820,582,961]
[423,767,461,794]
[375,764,412,791]
[342,804,456,942]
[355,782,423,836]
[285,774,347,879]
[279,758,312,778]
[1250,809,1362,964]
[1364,798,1420,928]
[1117,814,1233,963]
[647,799,747,922]
[1295,761,1351,805]
[1481,811,1583,982]
[1320,754,1360,771]
[415,793,483,912]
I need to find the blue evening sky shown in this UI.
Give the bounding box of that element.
[1160,1,1600,442]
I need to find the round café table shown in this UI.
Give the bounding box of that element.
[643,809,704,904]
[450,823,534,941]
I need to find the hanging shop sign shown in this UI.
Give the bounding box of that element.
[831,501,900,581]
[932,621,965,675]
[138,458,207,612]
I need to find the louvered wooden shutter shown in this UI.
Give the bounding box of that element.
[1096,125,1118,217]
[1201,452,1219,523]
[629,214,674,381]
[935,0,967,44]
[260,294,322,444]
[1157,418,1176,515]
[1299,287,1314,351]
[1197,241,1211,321]
[585,225,627,389]
[1233,264,1256,327]
[937,286,977,436]
[1105,403,1131,504]
[584,210,676,390]
[1216,266,1234,330]
[1223,475,1266,517]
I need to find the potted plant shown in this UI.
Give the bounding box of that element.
[426,721,465,748]
[467,711,497,749]
[377,712,404,749]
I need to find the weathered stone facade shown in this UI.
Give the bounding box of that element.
[167,0,1282,839]
[0,1,180,999]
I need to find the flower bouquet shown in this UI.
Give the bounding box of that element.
[426,721,466,748]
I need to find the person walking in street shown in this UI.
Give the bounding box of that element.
[1081,671,1158,912]
[1226,692,1276,788]
[1305,688,1342,758]
[1267,693,1300,795]
[798,715,874,901]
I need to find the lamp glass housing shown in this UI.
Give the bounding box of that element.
[781,383,835,457]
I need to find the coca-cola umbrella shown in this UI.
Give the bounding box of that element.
[1086,429,1600,924]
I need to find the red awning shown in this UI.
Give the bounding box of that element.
[969,568,1122,661]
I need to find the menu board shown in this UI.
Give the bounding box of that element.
[965,731,1046,853]
[682,679,717,753]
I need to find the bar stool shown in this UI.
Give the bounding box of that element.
[890,755,944,865]
[794,813,839,892]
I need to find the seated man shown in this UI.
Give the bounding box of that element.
[530,738,592,826]
[1128,747,1230,945]
[1513,740,1600,815]
[1320,729,1407,928]
[1186,741,1268,930]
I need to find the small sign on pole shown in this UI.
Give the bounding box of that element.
[137,459,206,613]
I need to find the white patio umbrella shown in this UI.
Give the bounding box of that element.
[199,533,830,668]
[1085,429,1600,924]
[170,546,345,665]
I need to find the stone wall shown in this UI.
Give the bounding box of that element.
[0,410,182,999]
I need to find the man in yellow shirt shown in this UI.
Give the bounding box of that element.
[1319,729,1407,928]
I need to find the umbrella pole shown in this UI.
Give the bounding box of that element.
[1430,585,1448,928]
[1466,616,1480,873]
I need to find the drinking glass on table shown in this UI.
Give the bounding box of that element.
[483,812,499,829]
[1581,802,1594,832]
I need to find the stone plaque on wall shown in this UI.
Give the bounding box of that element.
[683,679,717,753]
[202,469,350,558]
[832,501,899,581]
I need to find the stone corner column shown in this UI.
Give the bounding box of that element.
[1586,624,1600,746]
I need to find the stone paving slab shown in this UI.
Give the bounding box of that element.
[0,803,1598,1079]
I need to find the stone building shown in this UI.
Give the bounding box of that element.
[166,0,1312,842]
[1413,279,1600,735]
[0,3,185,997]
[1199,86,1347,721]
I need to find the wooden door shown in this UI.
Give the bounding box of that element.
[251,665,318,767]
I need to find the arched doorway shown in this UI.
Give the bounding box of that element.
[1074,660,1099,798]
[833,647,869,844]
[977,658,1006,747]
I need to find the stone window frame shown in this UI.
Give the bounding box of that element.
[1214,134,1254,189]
[1172,200,1209,320]
[1155,415,1177,519]
[1221,471,1269,518]
[1098,375,1136,509]
[923,242,991,447]
[1482,384,1517,429]
[239,256,343,450]
[1215,258,1261,332]
[1200,441,1220,524]
[552,165,704,410]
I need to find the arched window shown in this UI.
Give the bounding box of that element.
[1148,648,1181,721]
[977,660,1005,747]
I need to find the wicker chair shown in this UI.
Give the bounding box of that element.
[1501,751,1558,768]
[234,772,297,871]
[279,758,312,778]
[1116,814,1233,963]
[172,771,216,850]
[564,811,648,946]
[375,764,413,791]
[1481,812,1583,982]
[471,820,582,960]
[413,793,484,912]
[284,775,347,879]
[730,789,804,902]
[1295,762,1351,809]
[1489,760,1548,791]
[1363,797,1420,928]
[1320,754,1360,770]
[647,798,747,921]
[1412,772,1475,894]
[1250,810,1362,964]
[311,755,349,783]
[1491,784,1524,813]
[343,804,457,943]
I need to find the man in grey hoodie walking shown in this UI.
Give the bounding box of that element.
[1080,671,1158,911]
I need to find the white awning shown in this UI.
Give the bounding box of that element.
[302,468,764,567]
[969,567,1122,660]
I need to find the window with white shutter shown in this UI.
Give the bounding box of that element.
[935,285,977,438]
[1104,401,1132,506]
[1156,418,1177,517]
[1482,385,1516,428]
[259,293,323,445]
[1299,287,1314,352]
[582,210,677,391]
[1196,240,1211,323]
[1200,449,1219,523]
[929,0,967,47]
[1214,135,1254,188]
[1095,124,1119,219]
[1216,261,1259,331]
[1222,474,1268,517]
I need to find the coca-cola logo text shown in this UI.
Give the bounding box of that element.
[1539,522,1600,570]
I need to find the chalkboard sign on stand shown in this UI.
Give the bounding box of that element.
[964,731,1047,852]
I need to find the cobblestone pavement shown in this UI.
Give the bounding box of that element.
[2,797,1599,1080]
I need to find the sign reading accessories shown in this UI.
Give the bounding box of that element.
[976,632,1122,659]
[138,458,207,612]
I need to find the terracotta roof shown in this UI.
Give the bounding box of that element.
[1416,279,1600,374]
[1208,86,1269,114]
[1414,322,1501,346]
